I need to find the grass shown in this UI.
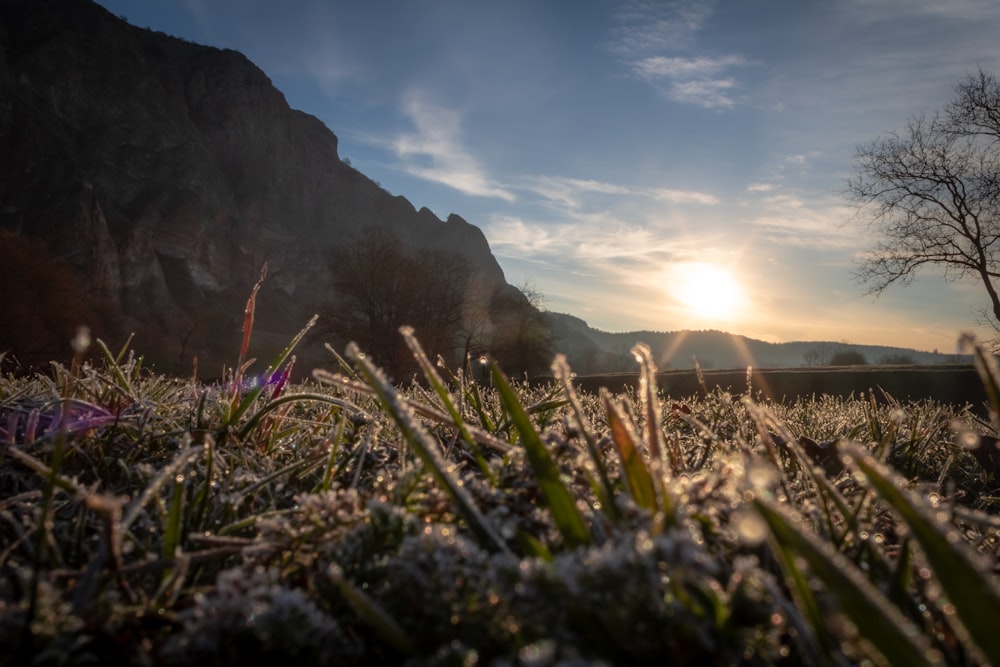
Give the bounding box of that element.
[1,300,999,665]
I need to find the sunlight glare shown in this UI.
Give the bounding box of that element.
[669,263,745,320]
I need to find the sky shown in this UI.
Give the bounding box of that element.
[95,0,1000,353]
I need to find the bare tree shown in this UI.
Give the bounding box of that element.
[486,282,555,377]
[802,342,832,367]
[323,228,471,379]
[846,68,1000,334]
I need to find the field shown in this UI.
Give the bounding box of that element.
[2,318,1000,666]
[571,364,989,415]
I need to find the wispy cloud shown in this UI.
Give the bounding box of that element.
[750,193,858,249]
[633,54,746,80]
[846,0,1000,22]
[393,91,515,201]
[650,187,719,205]
[486,210,727,283]
[519,175,719,209]
[518,176,631,209]
[611,1,748,108]
[610,0,713,56]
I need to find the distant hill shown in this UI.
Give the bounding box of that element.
[545,312,970,374]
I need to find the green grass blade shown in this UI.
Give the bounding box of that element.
[328,563,417,657]
[488,358,591,549]
[162,474,185,561]
[399,326,494,482]
[761,526,835,666]
[190,435,214,533]
[462,355,499,433]
[754,497,941,667]
[317,417,347,493]
[601,389,657,512]
[312,371,514,456]
[631,344,667,469]
[632,343,677,523]
[552,354,619,522]
[844,442,1000,664]
[347,343,510,555]
[235,392,368,441]
[121,445,202,532]
[95,337,134,396]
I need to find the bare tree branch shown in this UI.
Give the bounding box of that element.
[847,69,1000,331]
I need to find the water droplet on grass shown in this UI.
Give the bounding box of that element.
[734,509,768,545]
[957,430,981,449]
[746,461,777,490]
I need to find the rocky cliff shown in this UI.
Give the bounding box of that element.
[0,0,509,373]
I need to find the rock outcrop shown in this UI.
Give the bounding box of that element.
[0,0,509,373]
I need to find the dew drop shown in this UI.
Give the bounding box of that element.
[71,326,92,354]
[746,461,777,490]
[957,430,981,450]
[734,509,768,546]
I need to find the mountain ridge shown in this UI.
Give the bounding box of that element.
[545,312,970,374]
[0,0,511,372]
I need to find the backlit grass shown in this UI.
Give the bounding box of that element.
[1,311,999,665]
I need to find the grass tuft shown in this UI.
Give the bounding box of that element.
[1,318,998,665]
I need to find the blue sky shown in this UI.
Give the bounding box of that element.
[96,0,1000,352]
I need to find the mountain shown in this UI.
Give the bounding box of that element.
[545,312,969,373]
[0,0,510,373]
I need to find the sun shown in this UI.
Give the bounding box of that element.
[669,262,745,320]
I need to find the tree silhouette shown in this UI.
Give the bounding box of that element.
[828,348,868,366]
[486,283,555,377]
[322,228,471,379]
[847,68,1000,338]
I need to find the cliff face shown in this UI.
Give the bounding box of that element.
[0,0,508,372]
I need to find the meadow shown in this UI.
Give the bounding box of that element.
[1,307,999,665]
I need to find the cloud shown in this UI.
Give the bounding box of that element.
[519,176,632,209]
[610,0,714,56]
[746,183,775,192]
[519,175,719,209]
[611,1,748,109]
[846,0,1000,22]
[650,188,720,204]
[750,193,859,249]
[392,91,515,201]
[485,211,725,286]
[633,54,746,79]
[632,55,747,108]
